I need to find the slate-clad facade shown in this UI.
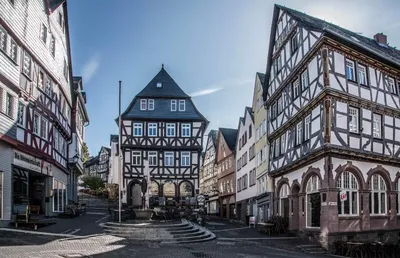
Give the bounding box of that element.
[263,4,400,248]
[120,65,208,207]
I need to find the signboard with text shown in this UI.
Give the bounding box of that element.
[13,150,53,176]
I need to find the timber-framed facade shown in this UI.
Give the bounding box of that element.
[119,65,208,207]
[263,4,400,248]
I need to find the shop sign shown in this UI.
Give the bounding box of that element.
[13,151,41,173]
[340,191,347,202]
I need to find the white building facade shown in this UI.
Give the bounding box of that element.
[235,107,257,223]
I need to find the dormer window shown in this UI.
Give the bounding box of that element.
[140,99,147,110]
[148,99,154,110]
[171,100,177,111]
[156,82,162,88]
[179,100,185,111]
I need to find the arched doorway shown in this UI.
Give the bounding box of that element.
[149,181,159,197]
[306,175,321,228]
[279,184,290,219]
[129,180,142,208]
[291,184,300,230]
[179,181,193,197]
[163,182,176,197]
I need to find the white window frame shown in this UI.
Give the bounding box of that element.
[156,82,162,88]
[277,96,283,113]
[179,99,185,111]
[38,71,44,89]
[5,92,13,117]
[40,117,48,140]
[41,24,47,43]
[369,174,387,215]
[45,77,52,97]
[132,151,141,166]
[293,78,300,99]
[181,123,191,137]
[388,77,396,94]
[33,112,40,135]
[274,138,280,158]
[171,100,177,111]
[301,70,309,90]
[17,102,25,126]
[358,64,367,85]
[345,60,355,81]
[279,184,289,216]
[148,99,154,110]
[166,123,175,137]
[337,171,359,216]
[133,123,143,136]
[52,179,66,213]
[349,107,359,133]
[23,52,32,77]
[0,26,6,52]
[281,133,286,155]
[10,38,18,63]
[148,123,157,137]
[140,99,147,110]
[181,151,190,167]
[304,115,311,141]
[373,113,381,138]
[50,35,55,57]
[296,122,302,145]
[306,175,321,228]
[164,152,174,166]
[148,151,157,166]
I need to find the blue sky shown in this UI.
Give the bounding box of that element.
[67,0,400,156]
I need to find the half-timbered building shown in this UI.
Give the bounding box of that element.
[199,130,218,215]
[0,0,75,226]
[216,128,237,219]
[235,107,256,223]
[264,4,400,247]
[119,65,208,207]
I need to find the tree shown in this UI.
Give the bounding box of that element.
[82,142,90,163]
[80,175,104,190]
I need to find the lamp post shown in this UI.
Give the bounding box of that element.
[118,81,122,223]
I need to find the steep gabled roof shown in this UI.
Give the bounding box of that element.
[264,4,400,99]
[84,156,99,167]
[219,128,238,152]
[110,134,118,143]
[208,129,218,148]
[136,65,190,98]
[256,72,265,87]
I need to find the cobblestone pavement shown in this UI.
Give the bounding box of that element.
[0,232,329,258]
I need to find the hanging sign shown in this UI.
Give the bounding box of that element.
[340,191,347,202]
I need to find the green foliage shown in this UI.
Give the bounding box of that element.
[82,142,90,163]
[79,175,104,191]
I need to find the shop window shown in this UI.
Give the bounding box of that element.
[369,174,387,215]
[337,171,359,215]
[53,179,67,212]
[306,175,321,227]
[279,183,289,218]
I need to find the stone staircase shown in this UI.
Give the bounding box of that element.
[78,193,110,215]
[99,219,216,244]
[296,244,326,255]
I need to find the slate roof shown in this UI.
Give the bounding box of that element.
[136,66,190,98]
[47,0,65,13]
[110,134,119,143]
[264,5,400,98]
[277,5,400,66]
[84,156,98,168]
[219,128,238,152]
[121,66,208,122]
[256,72,265,87]
[209,129,218,148]
[245,106,254,122]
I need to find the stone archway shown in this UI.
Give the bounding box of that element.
[179,181,193,197]
[149,181,160,197]
[127,179,142,208]
[290,182,301,231]
[163,182,176,197]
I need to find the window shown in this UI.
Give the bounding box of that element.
[40,117,48,140]
[181,124,191,137]
[306,175,321,227]
[164,152,174,166]
[148,99,154,110]
[388,77,396,94]
[0,26,6,52]
[132,151,141,165]
[38,71,44,89]
[249,125,252,138]
[17,102,24,126]
[369,174,387,215]
[358,64,367,85]
[52,179,66,213]
[63,59,68,80]
[279,184,289,218]
[5,93,13,117]
[277,96,283,113]
[237,179,241,192]
[133,123,143,136]
[140,99,147,110]
[156,82,162,88]
[292,78,300,99]
[301,70,309,90]
[33,113,40,135]
[291,33,299,53]
[148,123,157,137]
[179,100,185,111]
[345,60,355,81]
[58,12,63,27]
[274,138,280,158]
[271,102,277,119]
[41,24,47,43]
[23,52,32,77]
[304,115,311,141]
[373,113,381,138]
[296,122,303,145]
[181,152,190,166]
[337,171,359,215]
[171,100,177,111]
[281,133,286,155]
[45,77,52,96]
[148,151,157,166]
[349,107,359,133]
[50,35,55,57]
[166,123,175,137]
[10,39,18,63]
[277,55,282,72]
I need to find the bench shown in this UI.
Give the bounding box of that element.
[14,205,42,230]
[258,222,275,235]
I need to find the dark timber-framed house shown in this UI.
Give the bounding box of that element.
[264,4,400,247]
[120,65,208,207]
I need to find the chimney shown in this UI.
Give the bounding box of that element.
[374,33,387,45]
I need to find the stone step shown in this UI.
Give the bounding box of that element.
[296,245,326,254]
[168,227,200,234]
[104,220,189,229]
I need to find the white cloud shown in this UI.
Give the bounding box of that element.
[82,54,100,83]
[189,78,252,97]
